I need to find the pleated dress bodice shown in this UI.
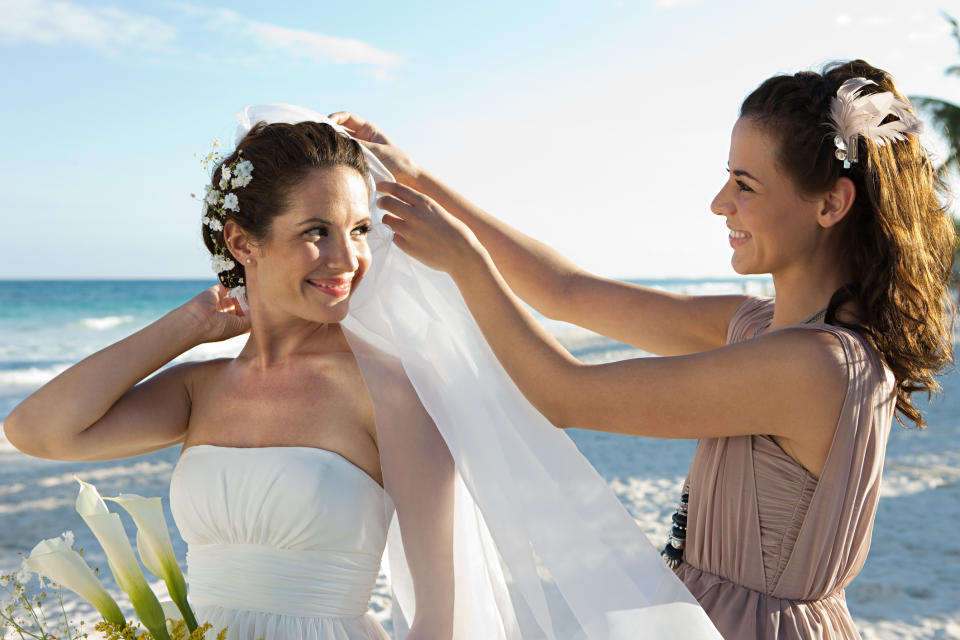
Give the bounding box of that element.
[170,445,390,640]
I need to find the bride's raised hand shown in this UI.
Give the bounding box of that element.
[377,181,486,277]
[178,284,251,343]
[328,111,421,186]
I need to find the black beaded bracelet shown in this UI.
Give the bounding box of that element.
[661,484,689,569]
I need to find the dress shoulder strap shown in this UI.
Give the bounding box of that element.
[791,321,894,395]
[726,296,775,345]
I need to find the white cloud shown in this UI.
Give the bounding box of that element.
[0,0,401,70]
[241,16,400,67]
[0,0,176,53]
[178,5,401,68]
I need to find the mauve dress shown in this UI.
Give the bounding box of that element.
[674,297,896,639]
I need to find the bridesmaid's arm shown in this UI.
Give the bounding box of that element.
[330,111,743,355]
[375,182,846,472]
[401,169,747,356]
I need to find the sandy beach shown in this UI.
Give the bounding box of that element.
[2,321,958,639]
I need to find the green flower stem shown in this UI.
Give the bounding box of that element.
[129,584,170,640]
[55,589,74,640]
[17,590,43,635]
[161,559,198,632]
[85,590,125,627]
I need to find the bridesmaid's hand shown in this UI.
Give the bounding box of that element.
[328,111,422,187]
[177,285,250,343]
[377,181,487,278]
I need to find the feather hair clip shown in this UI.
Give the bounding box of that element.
[827,77,923,168]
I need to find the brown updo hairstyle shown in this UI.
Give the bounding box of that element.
[740,59,956,427]
[202,122,371,289]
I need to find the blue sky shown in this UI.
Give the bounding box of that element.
[2,0,959,279]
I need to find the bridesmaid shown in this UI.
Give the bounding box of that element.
[334,58,955,639]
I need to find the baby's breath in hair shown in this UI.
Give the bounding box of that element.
[190,142,254,291]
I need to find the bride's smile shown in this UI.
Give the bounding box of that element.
[307,276,354,298]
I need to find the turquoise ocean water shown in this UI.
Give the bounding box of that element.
[0,277,774,421]
[0,280,216,419]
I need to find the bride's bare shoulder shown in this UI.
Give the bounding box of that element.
[168,357,233,394]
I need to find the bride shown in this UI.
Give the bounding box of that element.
[5,105,720,639]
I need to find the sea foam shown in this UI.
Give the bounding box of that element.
[0,365,69,387]
[80,315,136,330]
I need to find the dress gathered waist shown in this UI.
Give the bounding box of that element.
[187,543,381,618]
[675,562,860,639]
[676,561,847,605]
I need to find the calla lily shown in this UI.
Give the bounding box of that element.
[75,477,171,640]
[106,493,198,631]
[23,531,125,626]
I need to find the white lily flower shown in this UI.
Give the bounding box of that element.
[75,477,171,640]
[23,531,125,626]
[106,494,198,631]
[204,189,221,206]
[222,193,239,211]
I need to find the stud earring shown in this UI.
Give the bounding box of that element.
[245,259,252,264]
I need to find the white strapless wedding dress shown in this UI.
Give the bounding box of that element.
[170,445,391,640]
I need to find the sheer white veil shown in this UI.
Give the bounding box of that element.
[235,104,721,639]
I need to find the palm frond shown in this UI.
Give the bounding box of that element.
[910,96,960,175]
[944,11,959,50]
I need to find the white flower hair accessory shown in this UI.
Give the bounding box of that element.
[222,193,239,212]
[227,285,249,313]
[827,77,923,168]
[190,143,255,288]
[232,160,253,188]
[210,254,235,274]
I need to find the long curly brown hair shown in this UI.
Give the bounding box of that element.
[740,59,956,427]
